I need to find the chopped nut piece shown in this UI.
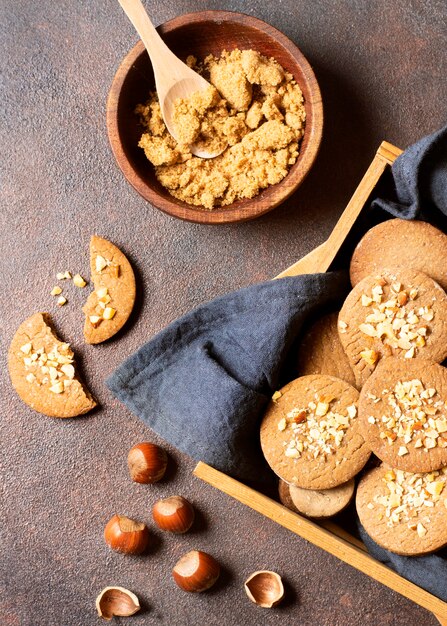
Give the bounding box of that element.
[416,523,427,537]
[359,323,376,337]
[272,390,282,402]
[424,437,437,449]
[103,307,116,320]
[26,373,36,383]
[397,292,408,306]
[315,402,329,417]
[397,446,409,456]
[109,264,121,278]
[61,364,75,379]
[96,287,108,299]
[338,320,347,333]
[367,416,376,424]
[89,315,102,327]
[361,294,373,307]
[20,342,32,354]
[426,481,444,497]
[56,271,72,280]
[384,469,396,481]
[347,405,357,418]
[95,255,109,272]
[360,349,379,365]
[50,286,62,296]
[49,381,64,394]
[404,346,415,359]
[73,274,87,288]
[57,296,67,306]
[278,418,287,431]
[285,448,300,458]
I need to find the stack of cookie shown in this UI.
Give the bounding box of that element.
[261,219,447,556]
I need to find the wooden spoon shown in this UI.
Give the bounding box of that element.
[117,0,225,158]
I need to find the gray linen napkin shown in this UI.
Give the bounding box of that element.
[358,523,447,602]
[372,124,447,219]
[107,272,349,482]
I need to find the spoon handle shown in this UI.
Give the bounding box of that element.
[117,0,177,80]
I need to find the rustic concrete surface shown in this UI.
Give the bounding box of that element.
[1,1,446,625]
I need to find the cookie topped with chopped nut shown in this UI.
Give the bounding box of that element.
[83,236,136,344]
[358,358,447,473]
[350,219,447,291]
[260,375,370,489]
[356,464,447,555]
[338,269,447,388]
[296,312,357,388]
[8,312,97,418]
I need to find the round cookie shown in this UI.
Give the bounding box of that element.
[279,478,355,518]
[83,235,136,344]
[356,464,447,555]
[338,269,447,388]
[260,375,370,489]
[8,312,97,418]
[296,312,357,388]
[278,479,298,512]
[359,358,447,473]
[350,219,447,291]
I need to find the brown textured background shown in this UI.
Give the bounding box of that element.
[1,1,447,625]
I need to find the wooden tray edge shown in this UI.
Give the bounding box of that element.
[194,462,447,622]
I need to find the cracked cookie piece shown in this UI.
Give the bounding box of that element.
[358,358,447,473]
[350,219,447,291]
[83,236,136,344]
[260,375,370,489]
[278,478,355,518]
[338,269,447,388]
[8,313,96,418]
[296,312,357,388]
[356,464,447,555]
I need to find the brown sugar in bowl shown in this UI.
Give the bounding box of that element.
[106,10,323,224]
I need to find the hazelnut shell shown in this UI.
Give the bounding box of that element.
[244,570,284,608]
[96,586,140,621]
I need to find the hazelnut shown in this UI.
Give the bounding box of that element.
[104,514,149,554]
[172,550,220,592]
[96,586,140,621]
[152,496,194,533]
[127,442,168,484]
[244,570,284,608]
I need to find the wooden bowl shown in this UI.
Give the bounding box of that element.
[107,11,323,224]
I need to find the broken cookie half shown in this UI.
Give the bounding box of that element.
[8,312,97,418]
[83,236,136,344]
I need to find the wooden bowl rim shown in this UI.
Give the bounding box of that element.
[107,10,323,224]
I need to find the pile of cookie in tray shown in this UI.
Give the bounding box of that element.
[261,218,447,557]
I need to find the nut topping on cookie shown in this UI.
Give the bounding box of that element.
[372,467,447,530]
[356,278,432,362]
[19,340,76,394]
[371,378,447,452]
[279,399,358,460]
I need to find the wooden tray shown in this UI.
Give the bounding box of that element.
[194,141,447,625]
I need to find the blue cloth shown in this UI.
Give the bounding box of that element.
[107,272,349,482]
[358,521,447,602]
[373,124,447,219]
